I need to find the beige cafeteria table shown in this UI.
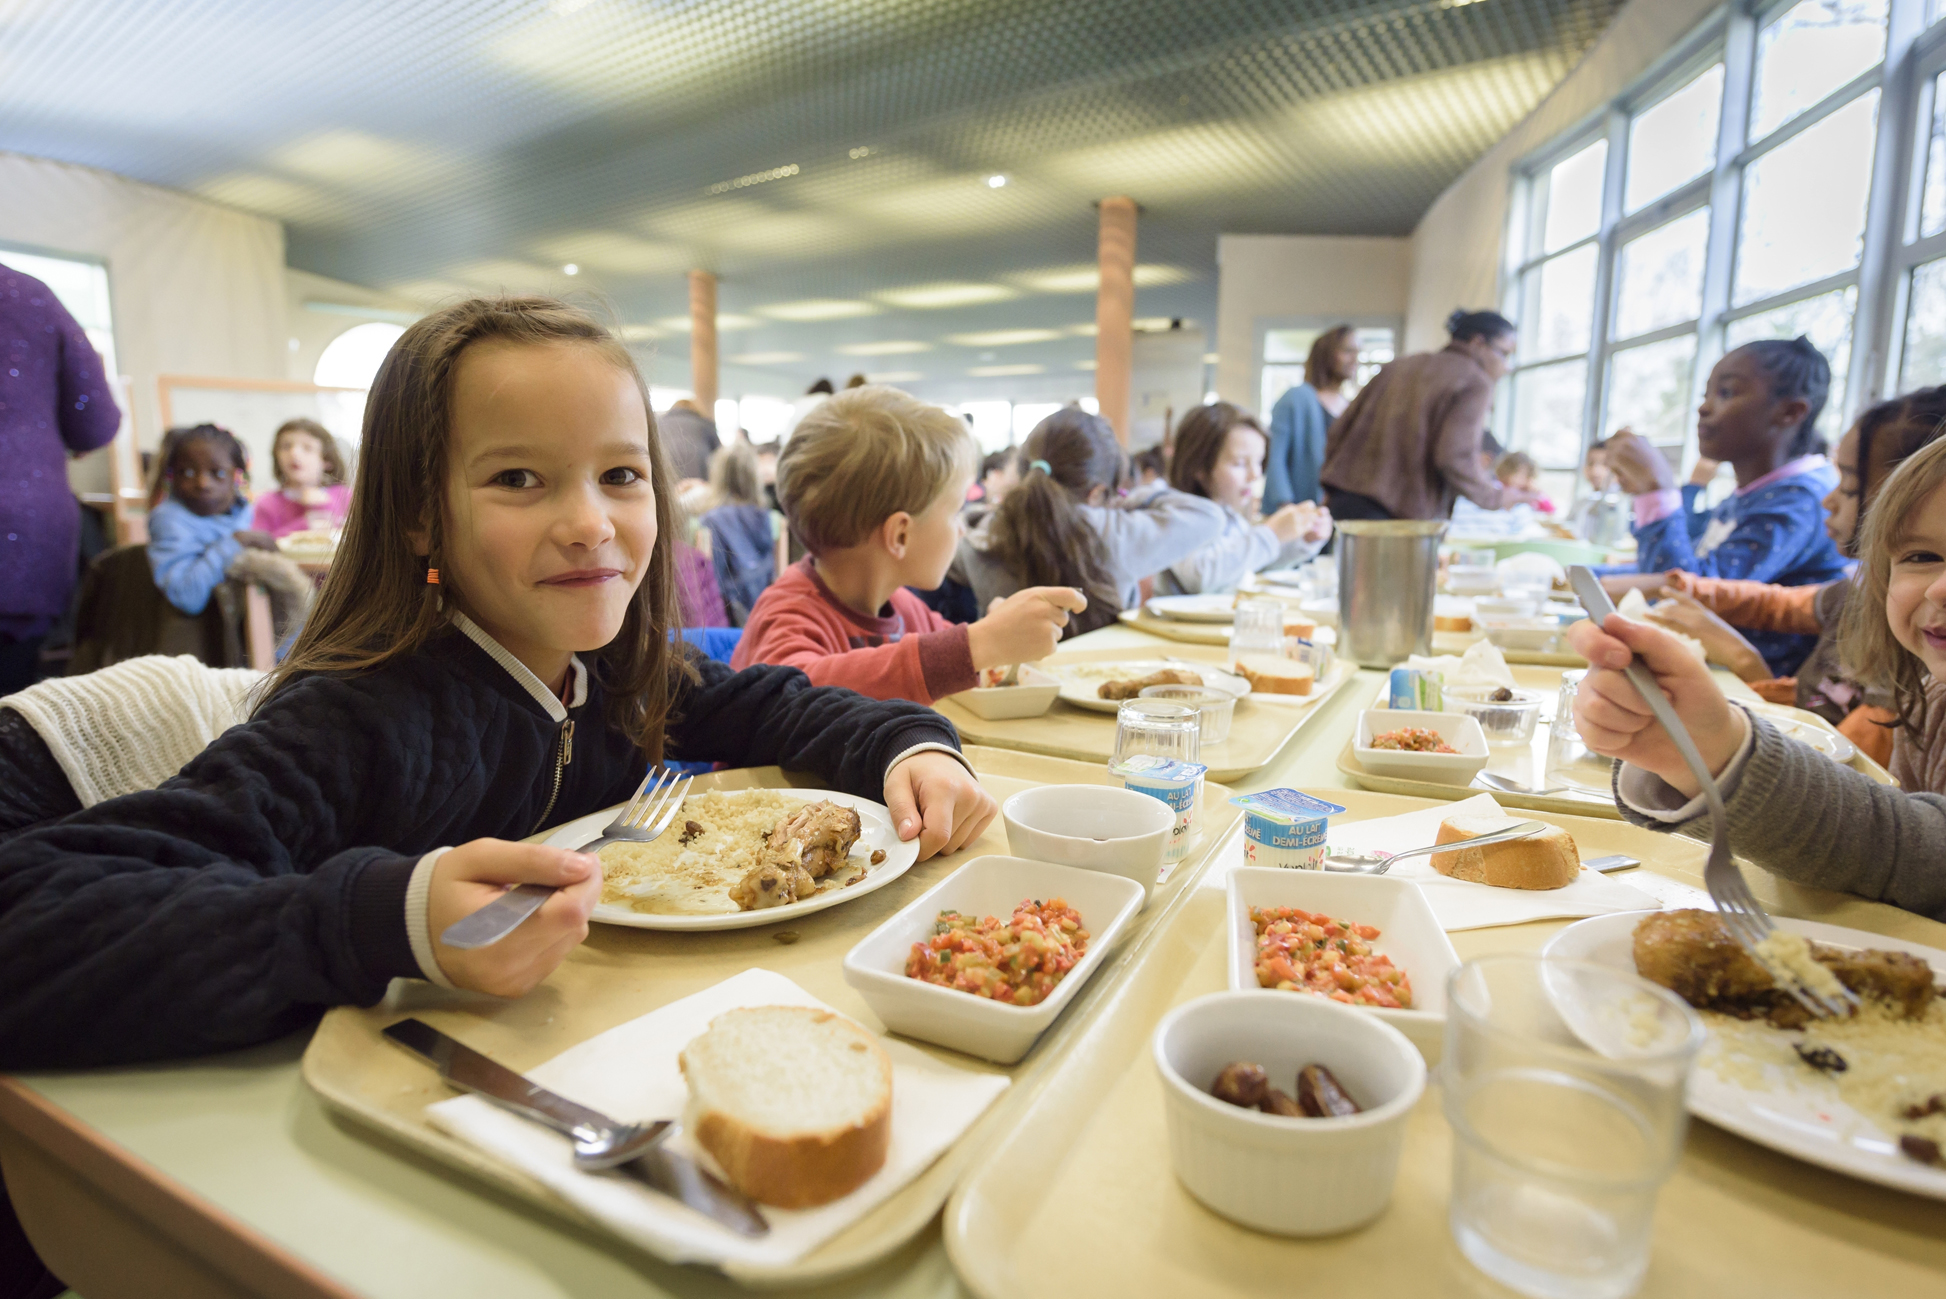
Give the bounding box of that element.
[0,621,1901,1298]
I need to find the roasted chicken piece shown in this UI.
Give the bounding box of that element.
[1632,909,1939,1027]
[730,860,817,910]
[1097,668,1203,701]
[764,800,862,880]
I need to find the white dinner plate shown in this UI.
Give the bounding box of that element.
[1745,705,1859,765]
[1144,594,1238,623]
[546,787,920,931]
[1043,660,1251,714]
[1544,911,1946,1200]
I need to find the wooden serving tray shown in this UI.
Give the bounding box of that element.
[1336,667,1896,820]
[943,789,1946,1298]
[301,748,1242,1288]
[935,644,1358,783]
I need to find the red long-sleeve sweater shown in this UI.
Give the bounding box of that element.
[731,559,977,704]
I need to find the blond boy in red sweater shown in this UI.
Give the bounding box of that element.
[731,386,1083,703]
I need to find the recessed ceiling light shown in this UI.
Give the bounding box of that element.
[835,340,933,356]
[1074,360,1098,370]
[618,324,663,341]
[946,328,1063,347]
[1015,264,1194,293]
[866,370,924,383]
[969,363,1044,377]
[728,352,807,365]
[755,299,878,322]
[561,263,579,276]
[875,282,1018,310]
[986,174,1007,188]
[1203,352,1220,363]
[653,314,760,332]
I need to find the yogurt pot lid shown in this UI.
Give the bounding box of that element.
[1110,754,1208,783]
[1227,788,1347,824]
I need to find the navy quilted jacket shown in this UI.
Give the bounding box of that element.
[0,629,959,1068]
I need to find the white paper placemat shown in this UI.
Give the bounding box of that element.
[427,968,1009,1268]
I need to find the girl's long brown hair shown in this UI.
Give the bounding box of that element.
[1839,413,1946,728]
[261,296,694,761]
[986,409,1124,637]
[1168,401,1264,501]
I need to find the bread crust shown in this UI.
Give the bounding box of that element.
[1236,657,1315,695]
[1430,815,1579,890]
[681,1007,893,1209]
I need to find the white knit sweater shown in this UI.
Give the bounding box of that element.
[2,656,262,806]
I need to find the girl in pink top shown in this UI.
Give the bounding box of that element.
[251,417,351,537]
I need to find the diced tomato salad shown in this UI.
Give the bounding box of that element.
[1250,905,1412,1009]
[905,898,1089,1007]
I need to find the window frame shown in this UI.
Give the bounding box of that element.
[1501,0,1936,483]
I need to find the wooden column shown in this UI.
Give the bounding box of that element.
[1094,195,1137,445]
[688,270,718,412]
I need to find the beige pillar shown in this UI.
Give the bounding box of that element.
[688,270,718,412]
[1094,196,1137,445]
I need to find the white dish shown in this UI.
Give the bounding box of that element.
[1145,594,1238,624]
[842,855,1146,1063]
[1745,705,1859,764]
[1473,595,1539,619]
[547,788,920,932]
[1046,660,1251,714]
[944,665,1060,720]
[1543,911,1946,1201]
[1226,868,1459,1062]
[1002,784,1174,902]
[1445,570,1500,597]
[1354,709,1491,786]
[1479,616,1561,652]
[1152,990,1427,1236]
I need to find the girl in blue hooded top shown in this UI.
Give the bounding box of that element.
[1602,336,1850,676]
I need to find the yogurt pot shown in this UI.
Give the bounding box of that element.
[1228,788,1347,870]
[1111,754,1208,863]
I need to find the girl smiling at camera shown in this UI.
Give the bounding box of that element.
[0,298,992,1070]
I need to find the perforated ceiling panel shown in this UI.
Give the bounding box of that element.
[0,0,1626,401]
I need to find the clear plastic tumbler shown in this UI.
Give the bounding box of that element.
[1443,955,1703,1299]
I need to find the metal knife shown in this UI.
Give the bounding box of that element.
[1585,854,1639,872]
[383,1018,768,1236]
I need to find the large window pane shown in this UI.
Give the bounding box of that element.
[1626,65,1724,212]
[1735,91,1878,305]
[1614,209,1709,339]
[1512,359,1588,468]
[1606,336,1699,445]
[1899,258,1946,389]
[1528,245,1598,360]
[1542,140,1607,254]
[1750,0,1888,141]
[1725,286,1857,439]
[1922,71,1946,239]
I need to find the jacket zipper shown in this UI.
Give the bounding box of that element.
[530,719,574,835]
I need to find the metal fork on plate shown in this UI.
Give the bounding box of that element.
[439,770,694,951]
[1566,567,1856,1019]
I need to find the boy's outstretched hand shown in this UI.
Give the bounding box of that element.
[968,586,1088,669]
[885,751,998,861]
[428,840,603,997]
[1566,614,1749,798]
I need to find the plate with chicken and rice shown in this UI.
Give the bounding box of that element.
[543,789,920,931]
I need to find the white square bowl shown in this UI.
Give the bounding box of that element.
[1353,709,1489,785]
[1226,868,1459,1063]
[1480,616,1561,652]
[944,665,1060,720]
[842,855,1146,1064]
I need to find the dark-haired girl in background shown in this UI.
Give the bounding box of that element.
[949,409,1226,636]
[1602,336,1851,676]
[146,423,280,616]
[1319,309,1543,522]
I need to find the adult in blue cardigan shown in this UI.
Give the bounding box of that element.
[1263,325,1357,513]
[0,261,121,693]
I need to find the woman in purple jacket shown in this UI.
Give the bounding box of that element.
[0,261,121,692]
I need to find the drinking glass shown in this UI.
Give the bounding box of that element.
[1232,599,1287,662]
[1111,698,1200,765]
[1443,956,1703,1299]
[1545,670,1617,793]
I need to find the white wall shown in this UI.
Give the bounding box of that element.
[0,150,288,492]
[1404,0,1721,352]
[1214,234,1413,407]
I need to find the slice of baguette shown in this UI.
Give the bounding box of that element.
[1235,654,1316,695]
[1433,614,1474,633]
[679,1006,892,1208]
[1429,814,1580,890]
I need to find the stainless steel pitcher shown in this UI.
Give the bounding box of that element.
[1335,520,1447,667]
